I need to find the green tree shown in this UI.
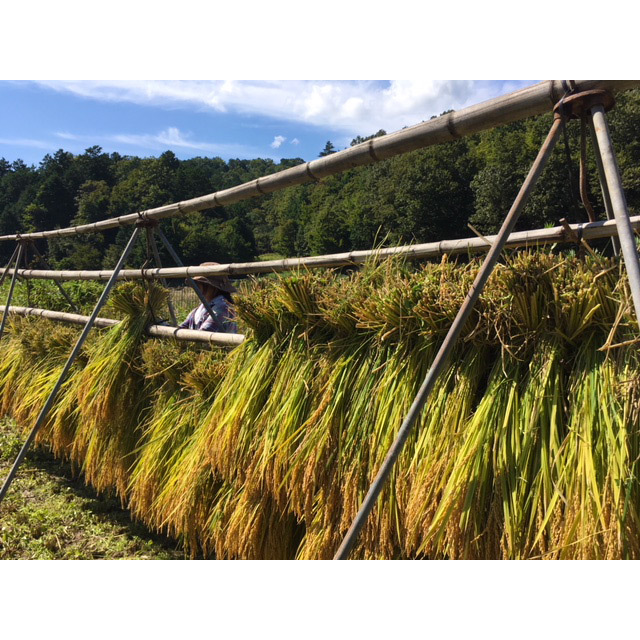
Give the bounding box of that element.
[318,141,336,157]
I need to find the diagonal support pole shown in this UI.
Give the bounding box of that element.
[590,104,640,326]
[0,226,142,506]
[334,114,565,559]
[154,227,217,325]
[0,245,20,290]
[146,227,178,326]
[27,240,80,313]
[0,242,24,341]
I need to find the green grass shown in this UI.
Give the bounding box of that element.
[0,278,104,315]
[0,417,186,560]
[258,253,285,262]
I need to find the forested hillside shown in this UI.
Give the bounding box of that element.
[1,90,639,269]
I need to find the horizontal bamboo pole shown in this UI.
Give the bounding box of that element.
[2,215,638,281]
[2,306,245,346]
[1,80,638,244]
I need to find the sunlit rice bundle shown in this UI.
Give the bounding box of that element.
[0,317,86,457]
[1,248,639,560]
[128,339,228,529]
[70,282,168,499]
[402,345,489,557]
[150,343,257,557]
[541,340,640,559]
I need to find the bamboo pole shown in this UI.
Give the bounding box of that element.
[0,81,637,244]
[588,115,619,255]
[1,306,245,346]
[1,215,638,282]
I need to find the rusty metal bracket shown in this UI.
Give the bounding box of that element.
[554,90,615,120]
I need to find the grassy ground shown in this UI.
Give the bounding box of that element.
[0,417,187,560]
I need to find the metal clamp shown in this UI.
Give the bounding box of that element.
[554,90,615,120]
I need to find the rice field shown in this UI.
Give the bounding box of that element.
[0,249,638,559]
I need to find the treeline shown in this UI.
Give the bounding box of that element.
[1,89,639,269]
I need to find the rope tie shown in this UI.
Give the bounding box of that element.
[136,210,155,226]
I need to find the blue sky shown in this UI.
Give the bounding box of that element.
[0,80,534,166]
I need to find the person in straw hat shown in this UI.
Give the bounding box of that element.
[179,262,238,333]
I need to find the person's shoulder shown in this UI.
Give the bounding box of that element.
[213,295,230,309]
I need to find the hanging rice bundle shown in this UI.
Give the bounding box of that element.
[408,251,628,559]
[1,248,639,559]
[538,342,640,559]
[0,317,87,457]
[13,322,83,453]
[207,482,303,560]
[150,341,266,557]
[289,261,482,558]
[70,282,168,498]
[402,345,488,557]
[128,339,227,531]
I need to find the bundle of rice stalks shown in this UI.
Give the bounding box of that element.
[402,345,489,557]
[538,342,640,559]
[69,282,168,498]
[207,482,303,560]
[153,399,302,559]
[0,317,86,458]
[1,248,638,560]
[128,339,227,530]
[149,340,288,558]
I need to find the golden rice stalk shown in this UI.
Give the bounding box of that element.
[128,342,227,528]
[402,345,488,557]
[70,282,168,499]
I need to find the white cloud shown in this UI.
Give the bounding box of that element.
[0,137,52,149]
[291,138,300,145]
[36,80,534,136]
[55,127,261,157]
[55,131,80,141]
[271,135,286,149]
[113,126,215,151]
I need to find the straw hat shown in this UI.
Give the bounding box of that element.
[192,262,238,294]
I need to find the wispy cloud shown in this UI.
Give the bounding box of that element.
[291,138,300,145]
[37,80,534,136]
[271,135,286,149]
[55,126,261,157]
[0,136,53,149]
